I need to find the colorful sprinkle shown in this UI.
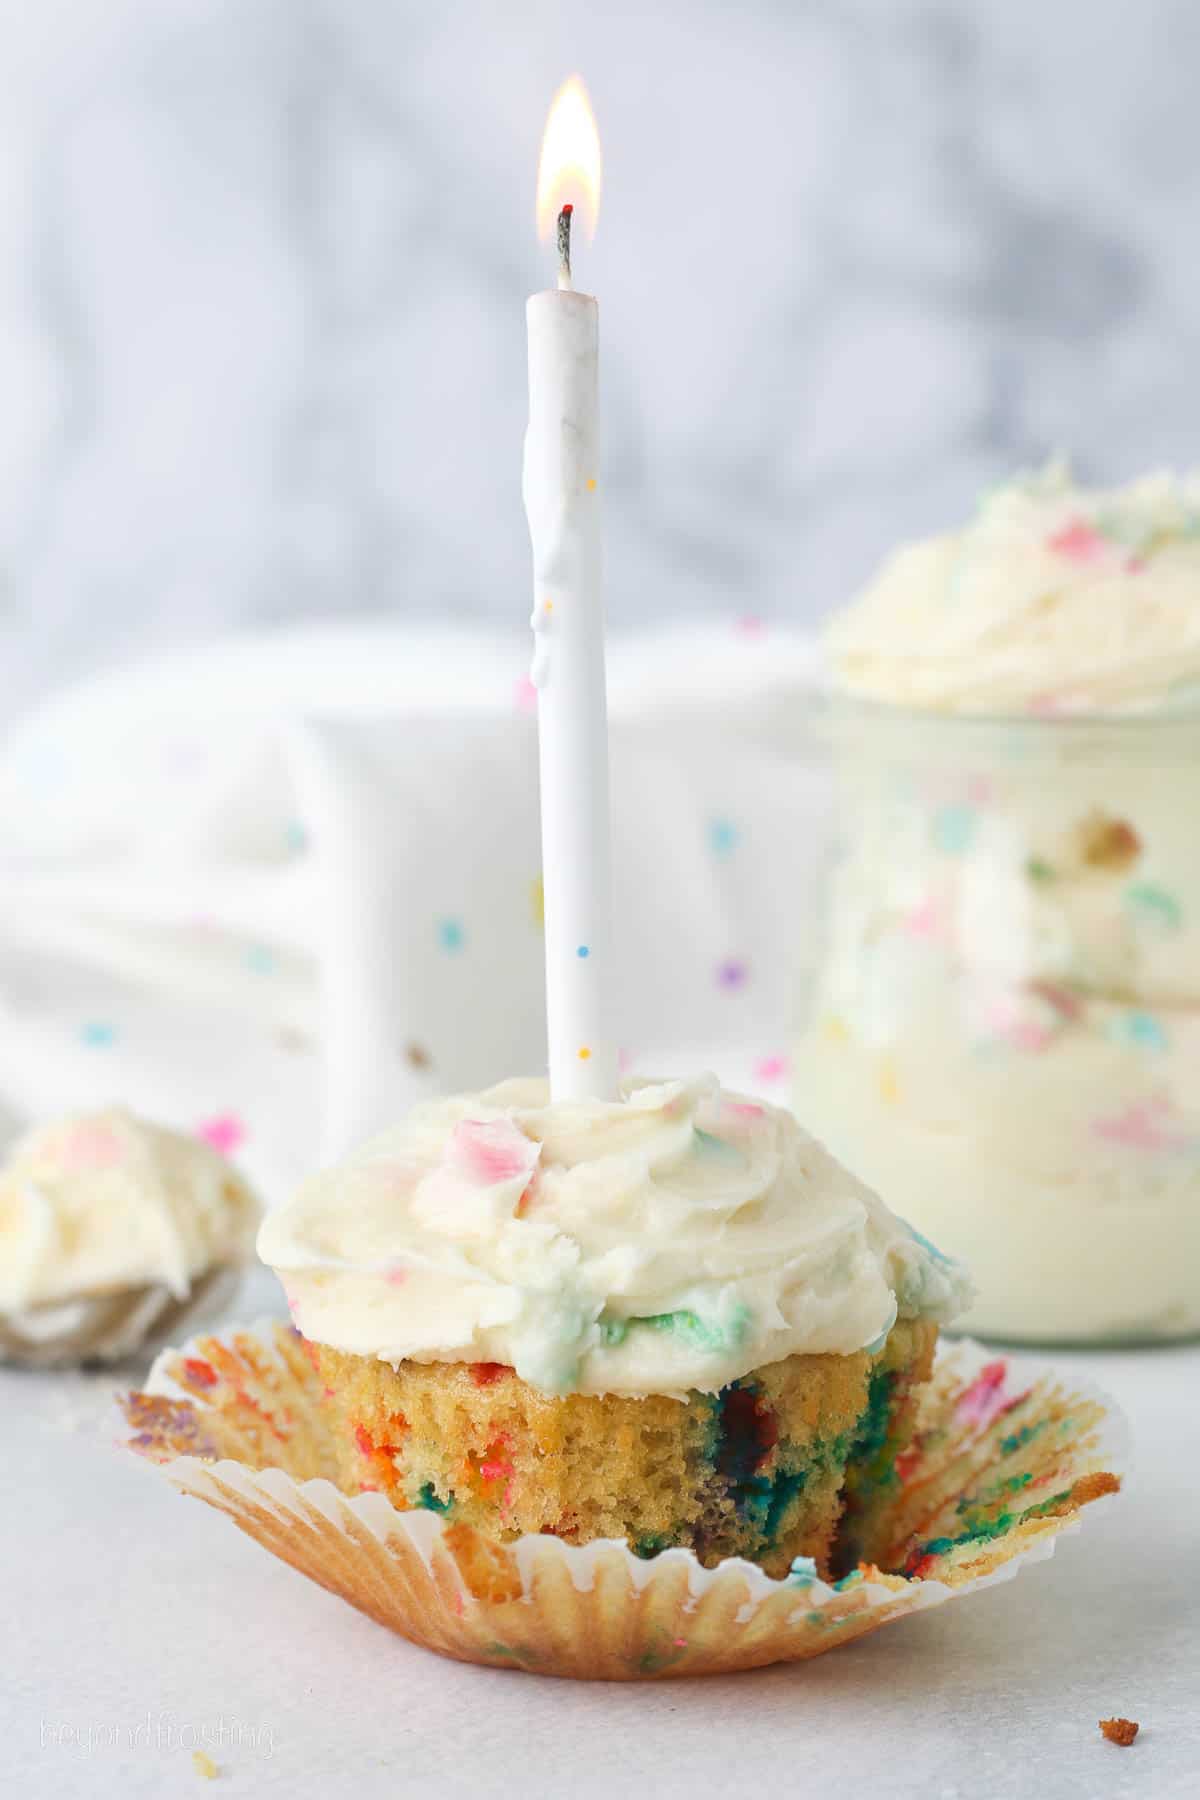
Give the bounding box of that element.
[1109,1011,1167,1052]
[1094,1098,1195,1152]
[576,944,590,958]
[436,916,467,953]
[717,958,749,989]
[708,817,740,857]
[585,477,597,492]
[1046,518,1107,561]
[182,1357,219,1389]
[1124,883,1182,933]
[901,895,941,939]
[80,1020,116,1048]
[449,1118,539,1186]
[753,1054,789,1084]
[196,1114,246,1156]
[932,805,977,854]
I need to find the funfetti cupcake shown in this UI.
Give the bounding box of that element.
[258,1072,969,1580]
[0,1108,261,1366]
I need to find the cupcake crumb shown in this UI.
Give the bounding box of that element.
[192,1749,220,1779]
[1099,1717,1139,1747]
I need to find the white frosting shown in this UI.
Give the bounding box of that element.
[257,1075,970,1397]
[827,462,1200,713]
[0,1109,261,1311]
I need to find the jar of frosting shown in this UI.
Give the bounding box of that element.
[793,464,1200,1344]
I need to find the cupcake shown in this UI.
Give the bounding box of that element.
[0,1108,261,1367]
[258,1074,970,1579]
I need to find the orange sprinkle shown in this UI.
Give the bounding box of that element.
[586,477,597,491]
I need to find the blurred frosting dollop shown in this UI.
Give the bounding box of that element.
[827,462,1200,714]
[0,1108,261,1311]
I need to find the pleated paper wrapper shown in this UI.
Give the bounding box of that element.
[0,1265,241,1370]
[120,1321,1124,1680]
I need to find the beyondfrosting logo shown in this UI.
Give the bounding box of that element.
[39,1711,275,1760]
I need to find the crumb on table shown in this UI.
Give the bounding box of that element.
[192,1748,220,1779]
[1099,1717,1139,1747]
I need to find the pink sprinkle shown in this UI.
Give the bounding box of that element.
[955,1360,1010,1428]
[725,1099,765,1120]
[449,1117,539,1186]
[384,1264,408,1287]
[1094,1098,1192,1152]
[513,675,538,714]
[63,1122,123,1171]
[717,958,749,989]
[736,614,766,637]
[1046,518,1106,562]
[983,996,1053,1053]
[753,1054,790,1084]
[672,1638,687,1648]
[901,896,941,939]
[1126,555,1147,574]
[196,1113,246,1156]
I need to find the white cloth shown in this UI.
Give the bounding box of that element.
[0,622,826,1205]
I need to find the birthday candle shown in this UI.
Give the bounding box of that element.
[523,76,616,1102]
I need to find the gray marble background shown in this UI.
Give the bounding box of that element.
[1,0,1197,714]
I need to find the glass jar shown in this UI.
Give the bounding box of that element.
[793,697,1200,1344]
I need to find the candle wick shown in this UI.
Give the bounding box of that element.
[557,204,573,291]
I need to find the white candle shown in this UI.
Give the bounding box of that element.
[523,81,615,1102]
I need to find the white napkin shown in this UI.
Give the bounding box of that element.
[0,621,827,1204]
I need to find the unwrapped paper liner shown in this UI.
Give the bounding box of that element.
[0,1265,241,1370]
[120,1322,1125,1680]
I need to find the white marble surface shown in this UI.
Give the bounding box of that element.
[3,1264,1196,1800]
[2,1,1200,715]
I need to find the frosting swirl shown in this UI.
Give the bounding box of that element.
[258,1076,970,1397]
[827,462,1200,714]
[0,1108,261,1311]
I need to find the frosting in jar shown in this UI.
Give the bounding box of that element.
[0,1108,261,1311]
[826,462,1200,714]
[257,1075,970,1397]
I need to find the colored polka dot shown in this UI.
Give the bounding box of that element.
[80,1021,116,1048]
[578,1046,591,1061]
[577,944,590,958]
[245,944,276,974]
[586,477,597,492]
[708,817,740,857]
[196,1114,246,1156]
[529,878,545,930]
[753,1054,789,1084]
[406,1042,433,1070]
[717,959,748,989]
[932,805,977,854]
[437,917,466,953]
[736,615,766,637]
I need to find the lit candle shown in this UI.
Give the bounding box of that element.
[524,76,616,1102]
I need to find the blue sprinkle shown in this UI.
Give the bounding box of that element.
[80,1021,116,1048]
[436,917,466,954]
[833,1568,864,1592]
[1110,1011,1168,1052]
[902,1220,953,1266]
[932,805,977,854]
[708,817,740,858]
[245,944,276,975]
[577,945,590,958]
[787,1555,819,1588]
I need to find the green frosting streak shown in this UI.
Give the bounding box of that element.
[415,1481,454,1515]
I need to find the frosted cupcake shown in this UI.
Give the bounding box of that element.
[0,1108,261,1366]
[258,1074,970,1578]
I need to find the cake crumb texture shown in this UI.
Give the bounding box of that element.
[314,1319,936,1579]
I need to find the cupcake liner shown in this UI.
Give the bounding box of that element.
[120,1323,1125,1680]
[0,1265,241,1370]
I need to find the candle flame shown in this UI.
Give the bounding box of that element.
[536,75,601,243]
